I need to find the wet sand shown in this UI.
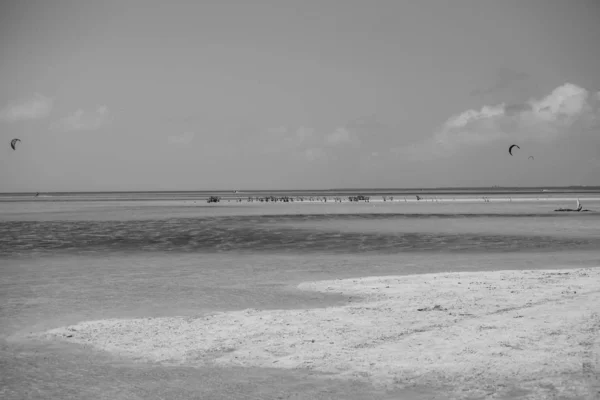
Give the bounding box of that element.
[37,267,600,400]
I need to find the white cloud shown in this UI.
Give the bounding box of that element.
[0,93,53,122]
[55,106,111,131]
[393,83,600,159]
[168,131,195,145]
[444,105,506,130]
[528,83,588,121]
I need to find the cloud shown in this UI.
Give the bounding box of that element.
[257,120,391,166]
[257,126,317,155]
[393,83,600,161]
[304,147,327,162]
[55,106,111,131]
[290,126,316,146]
[296,127,361,163]
[167,131,195,145]
[324,127,361,147]
[0,93,53,122]
[503,103,532,116]
[528,83,589,121]
[249,85,599,184]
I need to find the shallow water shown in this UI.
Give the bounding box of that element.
[1,193,600,399]
[2,197,600,331]
[2,212,600,258]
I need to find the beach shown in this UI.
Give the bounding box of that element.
[1,191,600,399]
[4,1,600,396]
[36,268,600,399]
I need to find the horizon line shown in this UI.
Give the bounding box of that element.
[1,185,598,195]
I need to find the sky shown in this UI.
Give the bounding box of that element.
[1,0,599,191]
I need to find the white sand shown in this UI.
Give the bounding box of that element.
[38,268,600,399]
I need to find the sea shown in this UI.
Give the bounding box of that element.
[1,187,600,399]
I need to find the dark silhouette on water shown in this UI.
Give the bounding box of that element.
[554,199,589,212]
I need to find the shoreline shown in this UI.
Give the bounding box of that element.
[3,196,600,203]
[3,197,599,222]
[222,196,600,203]
[35,267,600,399]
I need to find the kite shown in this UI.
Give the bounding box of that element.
[508,144,520,156]
[528,156,534,160]
[10,138,21,150]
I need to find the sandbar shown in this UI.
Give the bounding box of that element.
[37,267,600,399]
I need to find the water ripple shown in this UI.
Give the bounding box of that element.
[1,214,598,257]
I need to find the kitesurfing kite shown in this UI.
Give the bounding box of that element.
[528,156,534,160]
[10,138,21,150]
[508,144,520,156]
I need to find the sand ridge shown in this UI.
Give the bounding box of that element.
[36,268,600,399]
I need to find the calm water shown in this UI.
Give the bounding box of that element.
[1,188,599,257]
[2,212,600,258]
[2,186,600,201]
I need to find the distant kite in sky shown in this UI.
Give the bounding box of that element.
[508,144,520,156]
[10,138,21,150]
[529,156,534,160]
